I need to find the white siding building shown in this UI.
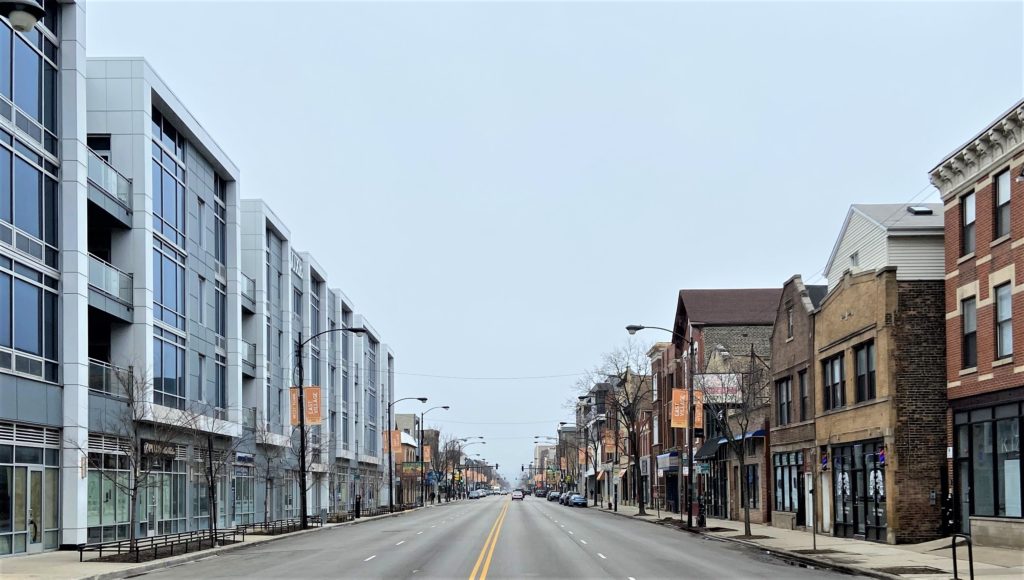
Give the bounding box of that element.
[824,203,945,290]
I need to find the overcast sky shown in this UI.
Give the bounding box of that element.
[89,1,1023,481]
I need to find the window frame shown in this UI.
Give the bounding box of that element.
[995,283,1012,360]
[822,354,845,411]
[775,377,791,426]
[995,170,1011,239]
[962,297,978,368]
[854,340,876,402]
[961,191,976,255]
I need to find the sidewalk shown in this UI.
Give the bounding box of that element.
[600,503,1024,578]
[0,507,431,580]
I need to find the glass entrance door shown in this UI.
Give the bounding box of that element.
[27,468,42,553]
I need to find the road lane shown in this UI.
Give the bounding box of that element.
[136,494,861,579]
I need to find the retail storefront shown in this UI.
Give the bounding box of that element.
[773,451,806,527]
[1,423,60,556]
[953,400,1022,541]
[831,440,887,542]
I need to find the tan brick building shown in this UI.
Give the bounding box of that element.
[931,98,1024,548]
[769,275,826,531]
[814,267,946,544]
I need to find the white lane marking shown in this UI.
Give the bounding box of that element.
[628,577,636,580]
[598,553,607,560]
[431,525,436,528]
[580,540,588,545]
[568,531,574,535]
[364,555,377,562]
[396,541,405,546]
[417,531,424,535]
[560,524,565,528]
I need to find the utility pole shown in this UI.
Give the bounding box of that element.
[295,333,310,530]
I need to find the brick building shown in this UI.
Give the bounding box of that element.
[769,275,827,531]
[814,267,947,544]
[668,288,781,523]
[930,98,1024,548]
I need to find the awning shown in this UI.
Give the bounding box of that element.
[596,470,606,482]
[695,438,722,460]
[616,468,628,480]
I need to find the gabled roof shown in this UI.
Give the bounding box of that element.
[677,288,782,327]
[807,285,828,309]
[823,203,943,280]
[852,203,943,231]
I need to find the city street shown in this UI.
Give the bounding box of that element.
[138,497,858,579]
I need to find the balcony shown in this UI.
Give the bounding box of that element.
[89,359,129,398]
[87,149,132,226]
[242,340,257,377]
[243,407,257,429]
[88,255,133,322]
[241,274,256,313]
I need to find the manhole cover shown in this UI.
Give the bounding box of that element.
[791,549,843,554]
[876,566,946,575]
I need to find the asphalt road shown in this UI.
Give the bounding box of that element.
[140,496,859,579]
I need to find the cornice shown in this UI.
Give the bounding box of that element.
[930,100,1024,200]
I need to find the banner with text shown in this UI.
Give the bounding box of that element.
[424,444,432,463]
[671,388,689,429]
[382,430,403,456]
[290,386,323,426]
[694,389,704,429]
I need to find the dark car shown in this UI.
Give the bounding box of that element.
[547,491,561,502]
[570,494,587,507]
[535,489,547,498]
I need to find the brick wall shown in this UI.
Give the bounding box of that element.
[892,280,947,543]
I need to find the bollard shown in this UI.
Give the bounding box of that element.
[951,533,974,580]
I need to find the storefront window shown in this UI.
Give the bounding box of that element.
[0,438,59,555]
[956,404,1022,521]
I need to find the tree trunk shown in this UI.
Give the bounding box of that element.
[129,481,139,553]
[264,470,271,523]
[739,448,751,536]
[208,434,217,545]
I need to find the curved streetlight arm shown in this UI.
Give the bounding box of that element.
[299,326,370,351]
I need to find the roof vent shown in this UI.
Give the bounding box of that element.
[907,206,933,216]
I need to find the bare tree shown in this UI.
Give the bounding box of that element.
[694,343,770,536]
[252,413,286,523]
[179,404,252,544]
[66,365,191,551]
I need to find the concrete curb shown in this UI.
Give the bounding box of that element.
[592,508,901,580]
[81,508,424,580]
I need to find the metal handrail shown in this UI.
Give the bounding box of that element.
[951,533,974,580]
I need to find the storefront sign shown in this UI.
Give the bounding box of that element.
[143,440,175,456]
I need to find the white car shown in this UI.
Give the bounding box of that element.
[512,490,524,500]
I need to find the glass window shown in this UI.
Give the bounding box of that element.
[972,421,995,516]
[996,417,1021,517]
[0,147,10,223]
[962,192,976,255]
[995,170,1012,239]
[963,297,977,368]
[13,36,39,121]
[0,24,10,99]
[13,278,39,355]
[996,283,1012,359]
[0,272,9,348]
[14,156,40,238]
[776,378,791,426]
[823,354,844,411]
[798,370,809,421]
[855,341,876,402]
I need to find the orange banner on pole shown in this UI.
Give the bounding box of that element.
[383,430,402,456]
[424,444,432,463]
[290,389,300,426]
[304,386,322,425]
[694,390,704,430]
[671,388,689,429]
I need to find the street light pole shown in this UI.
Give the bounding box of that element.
[627,323,697,528]
[387,396,428,512]
[294,326,369,530]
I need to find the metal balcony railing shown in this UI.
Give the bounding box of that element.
[87,149,132,207]
[243,341,256,366]
[88,255,133,304]
[88,359,129,397]
[242,274,256,301]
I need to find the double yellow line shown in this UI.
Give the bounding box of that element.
[468,499,510,580]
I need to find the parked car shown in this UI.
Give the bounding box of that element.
[570,494,587,507]
[512,490,524,500]
[534,489,547,498]
[547,491,561,502]
[559,493,571,505]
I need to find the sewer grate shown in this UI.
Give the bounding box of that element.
[875,566,947,575]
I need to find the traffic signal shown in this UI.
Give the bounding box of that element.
[495,463,498,470]
[521,464,524,472]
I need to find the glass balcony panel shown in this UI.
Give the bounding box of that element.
[87,149,132,207]
[88,255,133,304]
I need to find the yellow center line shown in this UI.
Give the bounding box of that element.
[478,500,510,580]
[469,499,510,580]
